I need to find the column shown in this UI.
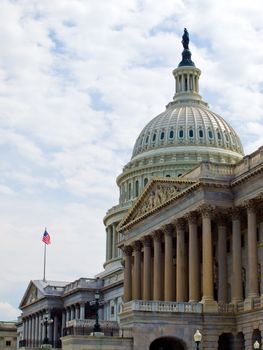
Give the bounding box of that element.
[32,315,36,346]
[28,316,32,345]
[123,245,133,302]
[70,305,74,320]
[133,241,142,299]
[53,314,58,346]
[259,209,263,295]
[23,318,27,342]
[163,225,174,301]
[108,226,113,260]
[35,314,39,346]
[39,313,43,344]
[112,224,116,259]
[201,205,214,302]
[106,227,109,261]
[76,305,80,319]
[188,212,200,302]
[217,215,228,303]
[47,311,52,343]
[143,236,152,300]
[80,303,85,320]
[61,311,66,336]
[231,208,243,303]
[176,219,187,301]
[66,308,70,323]
[153,231,162,300]
[246,201,259,298]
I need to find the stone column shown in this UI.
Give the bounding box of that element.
[28,316,32,345]
[188,212,200,302]
[23,318,27,342]
[80,303,85,320]
[201,205,215,303]
[259,209,263,296]
[38,313,42,344]
[112,224,116,259]
[76,305,80,319]
[108,226,113,260]
[53,314,58,346]
[61,311,66,336]
[106,227,109,261]
[133,241,142,299]
[123,245,133,302]
[35,314,39,346]
[231,208,243,303]
[66,308,70,323]
[176,219,187,302]
[153,231,163,300]
[70,305,74,320]
[217,214,228,303]
[143,236,152,300]
[163,224,174,301]
[246,201,259,298]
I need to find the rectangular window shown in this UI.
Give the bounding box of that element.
[6,341,11,346]
[111,306,115,315]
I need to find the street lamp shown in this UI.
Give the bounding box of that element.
[41,311,53,345]
[254,341,260,350]
[93,290,102,333]
[194,330,202,350]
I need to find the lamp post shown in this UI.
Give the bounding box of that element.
[41,311,53,345]
[91,290,102,333]
[194,330,202,350]
[254,340,260,350]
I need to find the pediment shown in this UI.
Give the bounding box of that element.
[19,281,43,309]
[118,178,198,231]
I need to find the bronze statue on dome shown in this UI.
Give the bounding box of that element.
[182,28,189,50]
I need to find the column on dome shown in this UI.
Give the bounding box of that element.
[133,240,142,299]
[153,231,163,300]
[143,236,152,300]
[231,208,243,303]
[259,207,263,295]
[176,218,187,302]
[107,226,113,260]
[106,227,109,261]
[187,212,200,302]
[246,200,259,298]
[200,205,214,302]
[217,212,228,303]
[123,245,133,302]
[112,224,116,259]
[163,224,174,301]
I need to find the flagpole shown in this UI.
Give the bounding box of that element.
[43,243,46,282]
[43,227,47,282]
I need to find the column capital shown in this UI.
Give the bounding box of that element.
[229,207,242,220]
[161,223,174,236]
[122,245,133,256]
[243,199,257,212]
[185,211,198,224]
[175,218,185,230]
[199,204,214,218]
[142,235,152,247]
[133,240,142,252]
[215,210,228,226]
[153,230,163,242]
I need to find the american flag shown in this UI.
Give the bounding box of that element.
[42,229,51,245]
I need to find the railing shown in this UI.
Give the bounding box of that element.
[63,278,102,294]
[218,302,235,314]
[123,300,202,313]
[63,325,133,338]
[67,319,118,328]
[19,339,61,348]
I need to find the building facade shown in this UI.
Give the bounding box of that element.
[20,30,263,350]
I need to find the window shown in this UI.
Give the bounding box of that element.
[135,180,139,197]
[225,133,229,142]
[144,178,148,187]
[6,341,11,347]
[199,129,204,138]
[189,129,194,138]
[111,306,115,315]
[128,183,131,199]
[208,130,213,139]
[179,129,184,138]
[160,131,165,140]
[217,132,221,140]
[166,174,171,177]
[169,130,174,139]
[152,133,156,142]
[145,135,149,144]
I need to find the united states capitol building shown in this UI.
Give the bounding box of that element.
[19,31,263,350]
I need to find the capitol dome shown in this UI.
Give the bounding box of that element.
[116,30,244,204]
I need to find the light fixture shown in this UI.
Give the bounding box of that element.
[194,330,202,350]
[254,341,260,350]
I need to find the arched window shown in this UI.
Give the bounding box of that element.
[166,174,171,177]
[160,131,165,140]
[217,132,221,140]
[152,133,156,142]
[144,178,148,187]
[135,180,139,197]
[169,130,174,139]
[145,135,149,144]
[179,129,184,138]
[208,130,213,139]
[199,129,204,138]
[189,129,194,138]
[128,183,132,199]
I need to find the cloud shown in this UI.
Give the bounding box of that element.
[0,0,263,320]
[0,302,19,321]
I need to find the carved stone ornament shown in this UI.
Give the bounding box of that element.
[153,230,163,242]
[122,245,133,256]
[215,209,228,226]
[143,235,152,247]
[185,211,197,224]
[133,240,142,252]
[161,223,174,236]
[243,199,257,212]
[199,204,214,218]
[174,218,185,231]
[135,184,181,218]
[229,207,241,220]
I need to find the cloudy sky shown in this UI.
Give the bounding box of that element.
[0,0,263,321]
